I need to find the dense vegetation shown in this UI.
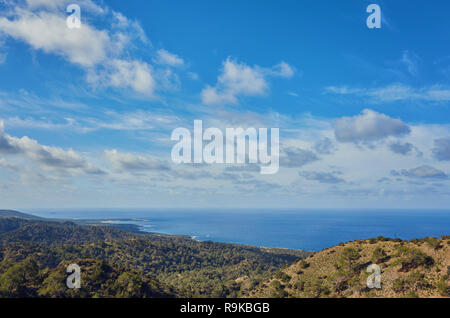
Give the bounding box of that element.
[1,211,448,298]
[249,236,450,298]
[0,213,309,298]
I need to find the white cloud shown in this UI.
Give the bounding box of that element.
[335,109,411,143]
[154,49,184,67]
[391,165,447,180]
[269,61,295,78]
[0,120,103,174]
[325,84,450,103]
[401,50,420,76]
[0,10,109,67]
[105,149,170,172]
[299,171,345,184]
[88,59,156,95]
[201,58,294,105]
[0,158,18,171]
[187,72,199,80]
[25,0,105,14]
[325,86,363,95]
[0,1,158,95]
[280,147,318,168]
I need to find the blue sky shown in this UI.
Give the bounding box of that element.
[0,0,450,209]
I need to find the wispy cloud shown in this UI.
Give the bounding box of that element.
[401,50,420,76]
[299,171,345,184]
[391,165,448,180]
[153,49,184,67]
[325,84,450,103]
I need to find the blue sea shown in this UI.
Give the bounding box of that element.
[27,209,450,251]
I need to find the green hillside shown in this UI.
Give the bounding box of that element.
[249,236,450,298]
[0,216,309,298]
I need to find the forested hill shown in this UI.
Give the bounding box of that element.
[0,212,448,298]
[0,210,44,220]
[249,236,450,298]
[0,214,310,298]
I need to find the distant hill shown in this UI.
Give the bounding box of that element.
[248,236,450,298]
[0,217,310,298]
[0,221,135,245]
[0,210,44,220]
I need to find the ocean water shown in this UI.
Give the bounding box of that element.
[28,209,450,251]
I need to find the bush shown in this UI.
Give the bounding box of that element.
[397,248,434,272]
[425,237,441,250]
[270,280,287,298]
[274,271,291,283]
[372,247,387,263]
[293,280,305,291]
[393,279,406,293]
[437,278,450,296]
[341,248,361,262]
[299,259,310,269]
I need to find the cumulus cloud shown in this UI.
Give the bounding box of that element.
[0,9,109,67]
[335,109,411,143]
[201,58,294,105]
[391,165,447,180]
[88,59,156,95]
[299,171,345,184]
[268,61,295,78]
[0,1,156,95]
[280,147,318,168]
[154,49,184,67]
[0,120,103,174]
[432,138,450,161]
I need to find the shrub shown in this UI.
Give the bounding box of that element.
[293,280,305,291]
[425,237,441,250]
[437,278,450,296]
[393,279,406,293]
[308,278,331,297]
[270,280,287,298]
[341,248,361,262]
[274,271,291,283]
[397,248,434,272]
[299,259,310,269]
[372,247,387,263]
